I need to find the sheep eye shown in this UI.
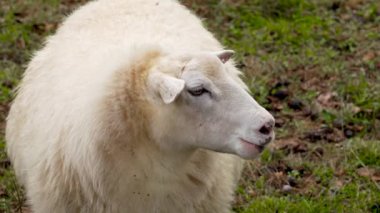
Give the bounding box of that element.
[188,87,208,96]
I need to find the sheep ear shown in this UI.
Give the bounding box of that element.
[148,73,185,104]
[215,50,235,63]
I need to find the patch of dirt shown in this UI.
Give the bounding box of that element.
[316,92,342,109]
[357,167,380,182]
[266,171,288,189]
[303,127,345,143]
[273,138,309,154]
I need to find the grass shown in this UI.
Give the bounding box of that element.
[233,139,380,212]
[1,0,380,212]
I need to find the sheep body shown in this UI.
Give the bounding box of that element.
[6,0,246,212]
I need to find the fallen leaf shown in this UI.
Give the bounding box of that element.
[275,138,308,153]
[362,51,376,62]
[357,167,376,177]
[340,13,351,20]
[317,92,338,106]
[345,0,364,9]
[333,179,344,189]
[372,171,380,182]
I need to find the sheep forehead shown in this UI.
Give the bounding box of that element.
[184,55,225,79]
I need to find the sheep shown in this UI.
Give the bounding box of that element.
[5,0,275,212]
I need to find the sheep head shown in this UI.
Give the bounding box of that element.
[146,50,275,159]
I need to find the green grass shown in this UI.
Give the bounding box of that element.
[233,139,380,212]
[1,0,380,212]
[187,0,380,212]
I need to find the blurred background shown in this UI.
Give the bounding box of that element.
[0,0,379,212]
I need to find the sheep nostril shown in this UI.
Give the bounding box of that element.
[259,123,273,135]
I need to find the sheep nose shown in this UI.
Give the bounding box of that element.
[258,120,274,136]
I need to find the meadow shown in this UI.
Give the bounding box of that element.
[1,0,379,212]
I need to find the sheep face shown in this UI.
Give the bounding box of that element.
[147,51,275,159]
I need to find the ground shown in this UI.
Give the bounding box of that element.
[0,0,380,212]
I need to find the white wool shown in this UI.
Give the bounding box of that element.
[6,0,275,212]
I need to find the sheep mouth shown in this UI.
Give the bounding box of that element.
[239,138,265,153]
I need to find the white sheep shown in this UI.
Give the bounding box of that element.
[6,0,275,212]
